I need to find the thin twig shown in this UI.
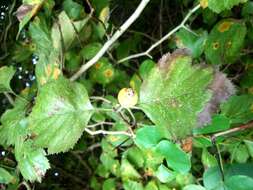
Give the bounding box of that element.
[86,121,114,128]
[159,0,164,55]
[210,121,253,181]
[84,127,134,137]
[212,121,253,139]
[70,0,151,81]
[0,0,16,60]
[90,96,112,104]
[4,92,14,106]
[18,181,31,190]
[118,4,201,63]
[70,152,92,175]
[127,29,157,42]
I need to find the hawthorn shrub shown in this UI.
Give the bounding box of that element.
[0,0,253,189]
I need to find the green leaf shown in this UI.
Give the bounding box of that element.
[0,105,28,146]
[176,29,207,58]
[65,50,82,72]
[244,140,253,157]
[15,139,50,182]
[103,178,116,190]
[106,122,132,147]
[89,57,115,85]
[203,163,253,189]
[125,147,144,168]
[234,144,249,163]
[240,67,253,89]
[120,159,141,180]
[139,50,213,139]
[220,95,253,124]
[145,181,159,190]
[205,19,247,65]
[90,0,109,16]
[201,148,217,168]
[51,11,90,51]
[155,164,176,183]
[193,136,213,148]
[183,185,206,190]
[80,42,102,60]
[29,17,61,87]
[139,59,155,80]
[63,0,85,20]
[100,152,120,176]
[29,77,94,154]
[193,114,230,135]
[123,180,144,190]
[0,66,15,93]
[17,1,44,37]
[155,140,191,173]
[242,1,253,18]
[206,0,246,13]
[225,175,253,190]
[175,172,195,186]
[135,125,165,149]
[0,168,15,184]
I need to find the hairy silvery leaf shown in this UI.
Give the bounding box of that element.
[197,72,235,126]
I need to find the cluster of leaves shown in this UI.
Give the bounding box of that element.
[0,0,253,189]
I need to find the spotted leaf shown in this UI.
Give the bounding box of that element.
[138,49,213,139]
[29,77,94,154]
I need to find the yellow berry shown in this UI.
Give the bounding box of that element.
[117,88,138,108]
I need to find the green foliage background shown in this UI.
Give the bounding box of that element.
[0,0,253,189]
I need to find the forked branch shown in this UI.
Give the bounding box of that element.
[70,0,151,81]
[118,4,201,63]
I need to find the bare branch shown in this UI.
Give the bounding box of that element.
[4,92,14,106]
[70,0,151,81]
[84,128,134,137]
[86,122,114,128]
[118,4,201,63]
[212,120,253,140]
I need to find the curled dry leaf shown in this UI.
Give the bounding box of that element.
[197,71,236,126]
[16,4,34,22]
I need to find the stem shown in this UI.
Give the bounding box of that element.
[4,92,14,106]
[71,152,92,175]
[18,181,31,190]
[70,0,151,81]
[212,121,253,139]
[84,128,134,137]
[118,4,201,63]
[87,121,114,128]
[211,138,225,181]
[90,96,112,104]
[93,108,114,112]
[210,121,253,181]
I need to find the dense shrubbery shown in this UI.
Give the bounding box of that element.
[0,0,253,189]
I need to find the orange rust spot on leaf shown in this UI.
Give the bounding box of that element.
[250,103,253,112]
[95,63,101,69]
[249,87,253,95]
[218,21,233,33]
[212,42,219,50]
[104,69,113,78]
[181,137,193,153]
[200,0,208,9]
[21,87,29,95]
[40,77,47,85]
[45,65,52,77]
[226,41,232,48]
[53,68,61,80]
